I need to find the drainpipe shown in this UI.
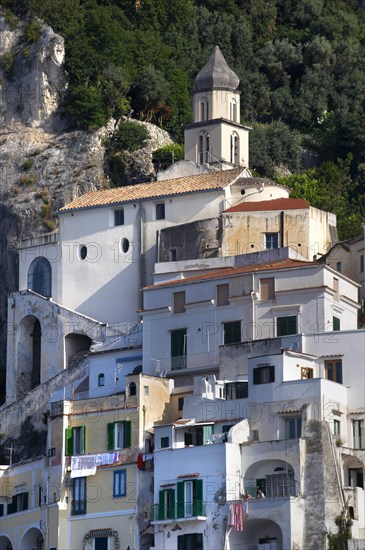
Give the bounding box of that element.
[251,273,256,341]
[138,203,144,311]
[280,211,285,248]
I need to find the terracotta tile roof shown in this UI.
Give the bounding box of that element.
[144,259,317,290]
[59,167,245,212]
[224,198,310,213]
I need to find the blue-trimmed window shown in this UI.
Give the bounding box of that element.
[72,477,86,515]
[113,470,127,497]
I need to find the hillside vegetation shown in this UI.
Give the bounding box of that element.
[1,0,365,239]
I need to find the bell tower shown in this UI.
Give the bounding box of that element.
[184,46,250,170]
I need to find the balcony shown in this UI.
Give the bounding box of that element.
[151,501,206,523]
[171,355,187,371]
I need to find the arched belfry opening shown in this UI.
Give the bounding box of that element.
[16,316,42,398]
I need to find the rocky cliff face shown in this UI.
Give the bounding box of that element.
[0,16,172,400]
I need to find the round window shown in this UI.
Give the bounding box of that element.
[79,245,87,260]
[121,238,130,253]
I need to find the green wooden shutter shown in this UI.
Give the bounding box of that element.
[253,368,260,385]
[65,427,73,456]
[167,488,175,519]
[194,479,203,516]
[123,421,132,448]
[158,490,164,520]
[177,481,185,518]
[107,423,114,451]
[196,533,204,550]
[81,425,86,454]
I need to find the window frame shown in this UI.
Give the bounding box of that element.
[285,416,302,439]
[173,291,186,314]
[277,315,297,336]
[156,202,165,220]
[107,421,132,451]
[98,373,105,387]
[259,277,275,300]
[27,257,52,298]
[72,476,87,515]
[324,359,343,384]
[352,419,364,449]
[171,328,188,370]
[114,208,124,226]
[216,284,229,306]
[253,365,275,385]
[160,436,170,449]
[223,321,241,345]
[65,425,86,456]
[113,470,127,498]
[265,232,279,250]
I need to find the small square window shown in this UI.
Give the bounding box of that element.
[113,470,126,497]
[253,365,275,385]
[156,203,165,220]
[336,261,342,272]
[144,385,149,396]
[161,437,170,448]
[265,233,279,249]
[277,316,297,336]
[114,209,124,226]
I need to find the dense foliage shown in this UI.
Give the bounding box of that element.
[1,0,365,237]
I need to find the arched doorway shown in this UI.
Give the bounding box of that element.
[65,333,92,367]
[229,518,283,550]
[16,315,41,397]
[20,527,44,550]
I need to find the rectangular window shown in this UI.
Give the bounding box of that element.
[285,417,302,439]
[65,426,86,456]
[265,233,279,249]
[253,365,275,385]
[277,316,297,336]
[353,419,364,449]
[223,321,241,345]
[177,479,204,518]
[7,492,28,514]
[260,278,275,300]
[325,360,343,384]
[333,419,341,436]
[0,504,3,517]
[72,477,86,515]
[160,436,170,448]
[360,254,364,273]
[216,284,229,306]
[173,291,186,314]
[114,209,124,226]
[171,329,187,370]
[113,470,126,497]
[107,421,132,451]
[265,472,296,498]
[178,397,184,411]
[333,277,339,301]
[333,316,340,331]
[156,203,165,220]
[178,533,203,550]
[225,381,248,399]
[170,248,177,262]
[336,261,342,272]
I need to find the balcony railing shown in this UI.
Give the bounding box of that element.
[152,500,206,521]
[71,500,87,515]
[171,355,187,371]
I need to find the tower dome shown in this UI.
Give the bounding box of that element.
[194,45,240,92]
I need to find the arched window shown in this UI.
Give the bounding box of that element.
[198,131,210,164]
[27,257,52,298]
[230,99,237,122]
[230,132,239,165]
[98,373,105,387]
[129,382,137,396]
[200,97,209,121]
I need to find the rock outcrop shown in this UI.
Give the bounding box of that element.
[0,16,172,400]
